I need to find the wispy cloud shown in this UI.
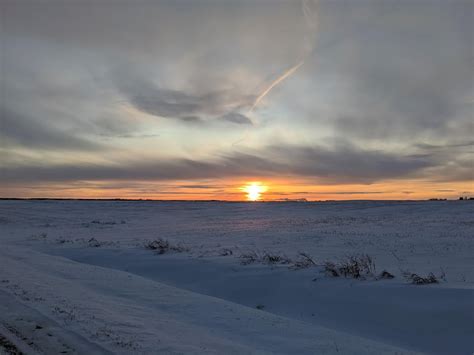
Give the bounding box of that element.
[113,67,254,125]
[0,142,433,184]
[1,106,102,151]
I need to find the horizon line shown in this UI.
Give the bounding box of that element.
[0,197,465,203]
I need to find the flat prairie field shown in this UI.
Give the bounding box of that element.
[0,200,473,354]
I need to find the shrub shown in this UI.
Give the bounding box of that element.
[55,237,72,244]
[219,248,233,256]
[378,270,395,279]
[239,251,291,265]
[91,220,116,225]
[144,238,188,254]
[145,239,169,253]
[239,251,261,265]
[262,252,292,265]
[291,252,317,270]
[324,254,377,279]
[324,261,340,277]
[403,271,439,285]
[31,232,48,240]
[88,237,102,247]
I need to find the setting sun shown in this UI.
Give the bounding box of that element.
[242,182,268,201]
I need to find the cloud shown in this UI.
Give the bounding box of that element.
[175,184,226,190]
[125,89,203,119]
[0,142,433,184]
[311,191,384,195]
[414,141,474,151]
[113,68,254,125]
[98,133,160,139]
[179,116,204,124]
[264,143,433,183]
[220,112,253,125]
[314,0,474,143]
[0,106,102,151]
[424,157,474,183]
[1,0,472,194]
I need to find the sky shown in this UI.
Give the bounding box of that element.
[1,0,473,201]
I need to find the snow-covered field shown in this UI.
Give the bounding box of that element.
[0,200,473,354]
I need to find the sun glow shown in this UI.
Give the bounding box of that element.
[242,182,268,201]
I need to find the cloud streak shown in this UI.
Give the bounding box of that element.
[0,143,433,184]
[113,69,254,125]
[250,0,319,111]
[0,106,102,151]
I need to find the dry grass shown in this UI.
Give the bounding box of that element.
[290,252,317,270]
[324,254,377,279]
[402,271,440,285]
[144,238,188,254]
[239,251,291,265]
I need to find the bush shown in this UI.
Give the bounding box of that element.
[240,251,260,265]
[324,261,340,277]
[403,271,439,285]
[262,252,292,265]
[145,239,169,253]
[31,232,48,240]
[239,251,291,265]
[378,270,395,279]
[144,238,188,254]
[324,254,377,279]
[291,252,317,270]
[219,248,233,256]
[88,237,102,247]
[55,237,72,244]
[91,220,117,225]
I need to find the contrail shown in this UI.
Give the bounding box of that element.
[249,0,319,112]
[232,0,319,146]
[249,61,304,111]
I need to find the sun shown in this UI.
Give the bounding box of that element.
[242,182,268,201]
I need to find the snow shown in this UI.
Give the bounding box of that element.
[0,200,473,354]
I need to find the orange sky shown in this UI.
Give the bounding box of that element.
[1,178,471,201]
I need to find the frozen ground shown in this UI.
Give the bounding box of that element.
[0,200,473,354]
